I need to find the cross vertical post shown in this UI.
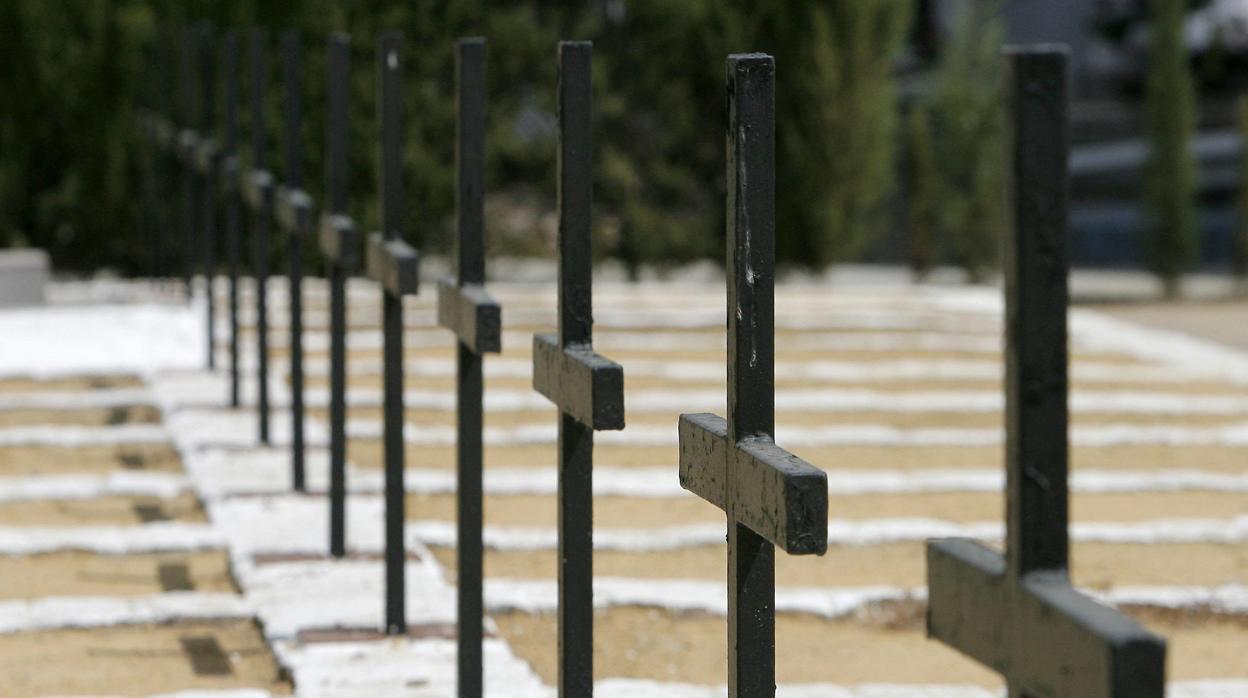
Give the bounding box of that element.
[196,24,218,371]
[221,31,242,407]
[925,46,1166,698]
[243,29,274,445]
[319,32,361,557]
[677,54,828,698]
[366,31,420,635]
[275,29,312,492]
[436,37,500,698]
[178,26,198,302]
[531,41,625,697]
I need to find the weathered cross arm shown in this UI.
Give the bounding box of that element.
[437,279,500,355]
[532,333,623,430]
[193,137,221,178]
[275,186,314,237]
[218,153,239,198]
[177,128,201,167]
[679,413,827,555]
[319,213,360,269]
[928,539,1165,697]
[241,169,274,215]
[367,232,420,297]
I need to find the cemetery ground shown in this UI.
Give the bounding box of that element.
[1,274,1247,696]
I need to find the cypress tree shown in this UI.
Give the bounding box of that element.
[1144,0,1198,297]
[904,104,940,280]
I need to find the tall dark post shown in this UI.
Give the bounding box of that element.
[277,29,311,492]
[925,47,1166,698]
[198,24,217,371]
[366,31,420,635]
[244,30,274,445]
[677,54,828,698]
[531,42,625,697]
[319,32,361,557]
[222,32,242,407]
[178,26,198,301]
[436,37,501,698]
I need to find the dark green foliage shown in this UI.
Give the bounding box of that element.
[903,104,940,280]
[1,0,911,274]
[928,0,1005,283]
[1234,95,1248,287]
[1144,0,1198,297]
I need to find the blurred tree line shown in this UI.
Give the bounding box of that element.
[2,0,1015,279]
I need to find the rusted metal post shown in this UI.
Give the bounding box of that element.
[275,29,311,492]
[925,46,1166,698]
[243,29,274,445]
[677,53,828,698]
[436,37,500,698]
[530,41,625,697]
[366,31,420,635]
[319,32,361,557]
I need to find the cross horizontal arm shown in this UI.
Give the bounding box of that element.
[275,187,314,234]
[679,412,827,554]
[218,154,239,195]
[319,213,360,268]
[241,170,274,212]
[927,539,1165,698]
[367,232,420,297]
[193,137,220,175]
[437,279,500,355]
[532,333,623,430]
[177,129,201,163]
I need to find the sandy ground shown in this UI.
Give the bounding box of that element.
[430,540,1248,589]
[0,493,206,526]
[405,489,1248,527]
[493,606,1248,686]
[0,443,182,475]
[0,551,235,598]
[0,620,292,697]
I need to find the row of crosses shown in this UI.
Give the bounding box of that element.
[145,28,1168,698]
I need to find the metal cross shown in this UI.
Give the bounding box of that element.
[677,53,828,698]
[318,32,362,558]
[241,29,274,445]
[177,26,200,302]
[275,29,312,492]
[436,37,501,698]
[365,30,420,635]
[925,47,1166,698]
[192,24,218,372]
[220,31,242,408]
[530,41,625,697]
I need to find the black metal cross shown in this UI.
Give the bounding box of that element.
[241,29,274,445]
[220,32,243,408]
[192,24,218,372]
[530,41,624,696]
[177,26,200,302]
[677,54,828,698]
[318,32,361,558]
[925,47,1166,698]
[366,31,420,635]
[435,37,501,698]
[274,29,312,492]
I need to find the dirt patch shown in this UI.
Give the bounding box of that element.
[0,494,206,526]
[432,541,1248,589]
[0,443,182,475]
[0,620,291,697]
[0,551,235,599]
[347,440,1248,473]
[493,602,1248,686]
[0,375,142,393]
[0,405,161,428]
[405,489,1248,528]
